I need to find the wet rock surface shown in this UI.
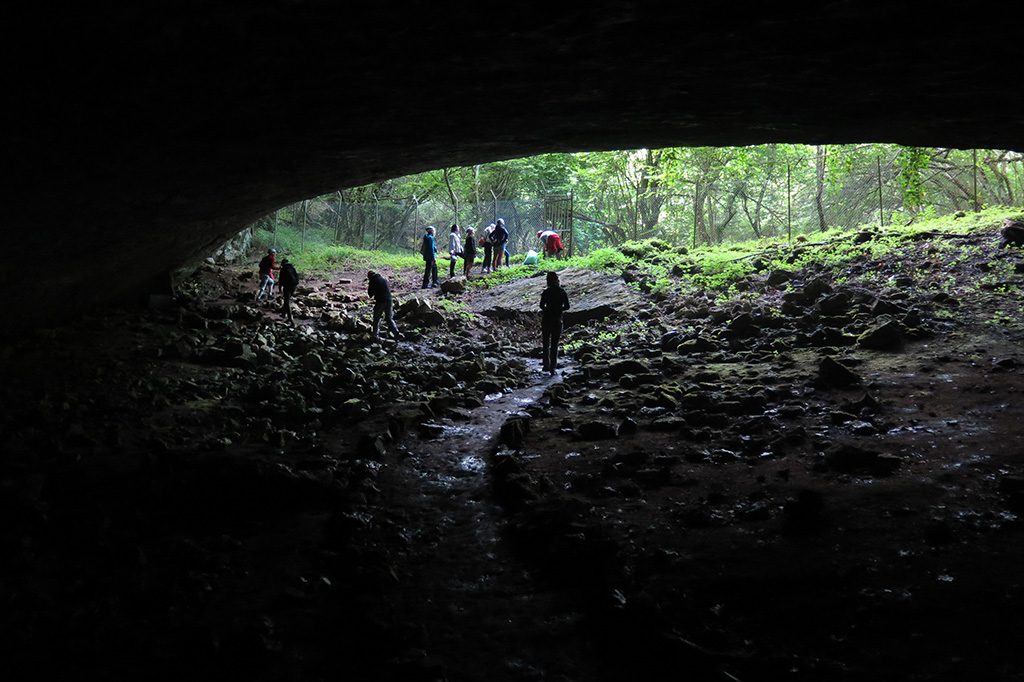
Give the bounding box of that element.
[2,223,1024,681]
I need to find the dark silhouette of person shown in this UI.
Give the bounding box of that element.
[279,258,299,324]
[367,270,401,339]
[257,248,278,301]
[539,270,570,375]
[490,218,509,270]
[463,227,477,277]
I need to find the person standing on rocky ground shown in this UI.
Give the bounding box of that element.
[463,227,477,277]
[480,223,494,274]
[539,270,570,375]
[421,226,439,289]
[490,218,509,271]
[256,248,279,301]
[278,258,299,325]
[447,224,463,278]
[367,270,402,340]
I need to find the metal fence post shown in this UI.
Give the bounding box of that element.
[877,156,884,228]
[693,187,698,249]
[973,148,980,212]
[569,190,574,257]
[633,183,640,241]
[786,162,792,243]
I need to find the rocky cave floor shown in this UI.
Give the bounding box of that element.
[2,226,1024,681]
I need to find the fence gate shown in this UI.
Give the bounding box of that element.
[543,193,574,257]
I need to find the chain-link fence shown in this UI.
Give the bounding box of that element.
[251,197,551,258]
[667,149,1024,248]
[250,149,1023,257]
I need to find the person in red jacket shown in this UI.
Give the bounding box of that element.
[256,248,279,301]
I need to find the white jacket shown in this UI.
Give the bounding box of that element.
[449,232,463,255]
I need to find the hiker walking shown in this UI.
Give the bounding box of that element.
[367,270,402,340]
[447,224,463,278]
[279,258,299,324]
[256,248,279,301]
[421,226,439,289]
[539,271,570,375]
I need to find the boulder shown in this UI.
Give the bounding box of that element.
[765,269,794,287]
[857,318,903,350]
[470,268,639,324]
[823,444,901,476]
[818,357,861,387]
[1001,219,1024,248]
[500,415,531,448]
[676,336,718,354]
[578,420,619,440]
[802,277,832,303]
[440,278,467,294]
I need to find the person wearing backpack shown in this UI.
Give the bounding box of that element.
[420,226,439,289]
[489,218,509,271]
[447,224,463,278]
[278,258,299,325]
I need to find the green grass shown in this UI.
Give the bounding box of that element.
[257,207,1023,295]
[256,227,420,274]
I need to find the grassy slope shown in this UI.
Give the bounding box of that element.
[258,207,1023,295]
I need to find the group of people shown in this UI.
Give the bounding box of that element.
[367,266,569,374]
[420,219,512,288]
[255,235,572,374]
[256,248,300,323]
[420,219,566,288]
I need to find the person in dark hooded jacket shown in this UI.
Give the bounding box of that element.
[279,258,299,324]
[489,218,509,271]
[539,270,570,374]
[367,270,402,339]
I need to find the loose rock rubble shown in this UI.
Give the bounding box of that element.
[2,219,1024,681]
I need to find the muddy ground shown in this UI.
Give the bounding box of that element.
[2,226,1023,681]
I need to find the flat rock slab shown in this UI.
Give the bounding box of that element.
[470,269,638,325]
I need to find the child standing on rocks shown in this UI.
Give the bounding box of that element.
[539,270,570,375]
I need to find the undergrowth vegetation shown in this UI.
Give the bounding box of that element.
[258,207,1023,299]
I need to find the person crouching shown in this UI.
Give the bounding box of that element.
[367,270,402,340]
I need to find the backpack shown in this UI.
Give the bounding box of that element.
[280,263,299,288]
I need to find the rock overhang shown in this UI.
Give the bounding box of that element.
[7,4,1023,327]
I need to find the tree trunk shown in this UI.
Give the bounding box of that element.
[815,145,828,231]
[443,167,459,226]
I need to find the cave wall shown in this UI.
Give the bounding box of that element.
[7,2,1022,326]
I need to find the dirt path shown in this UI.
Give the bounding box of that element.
[374,357,598,682]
